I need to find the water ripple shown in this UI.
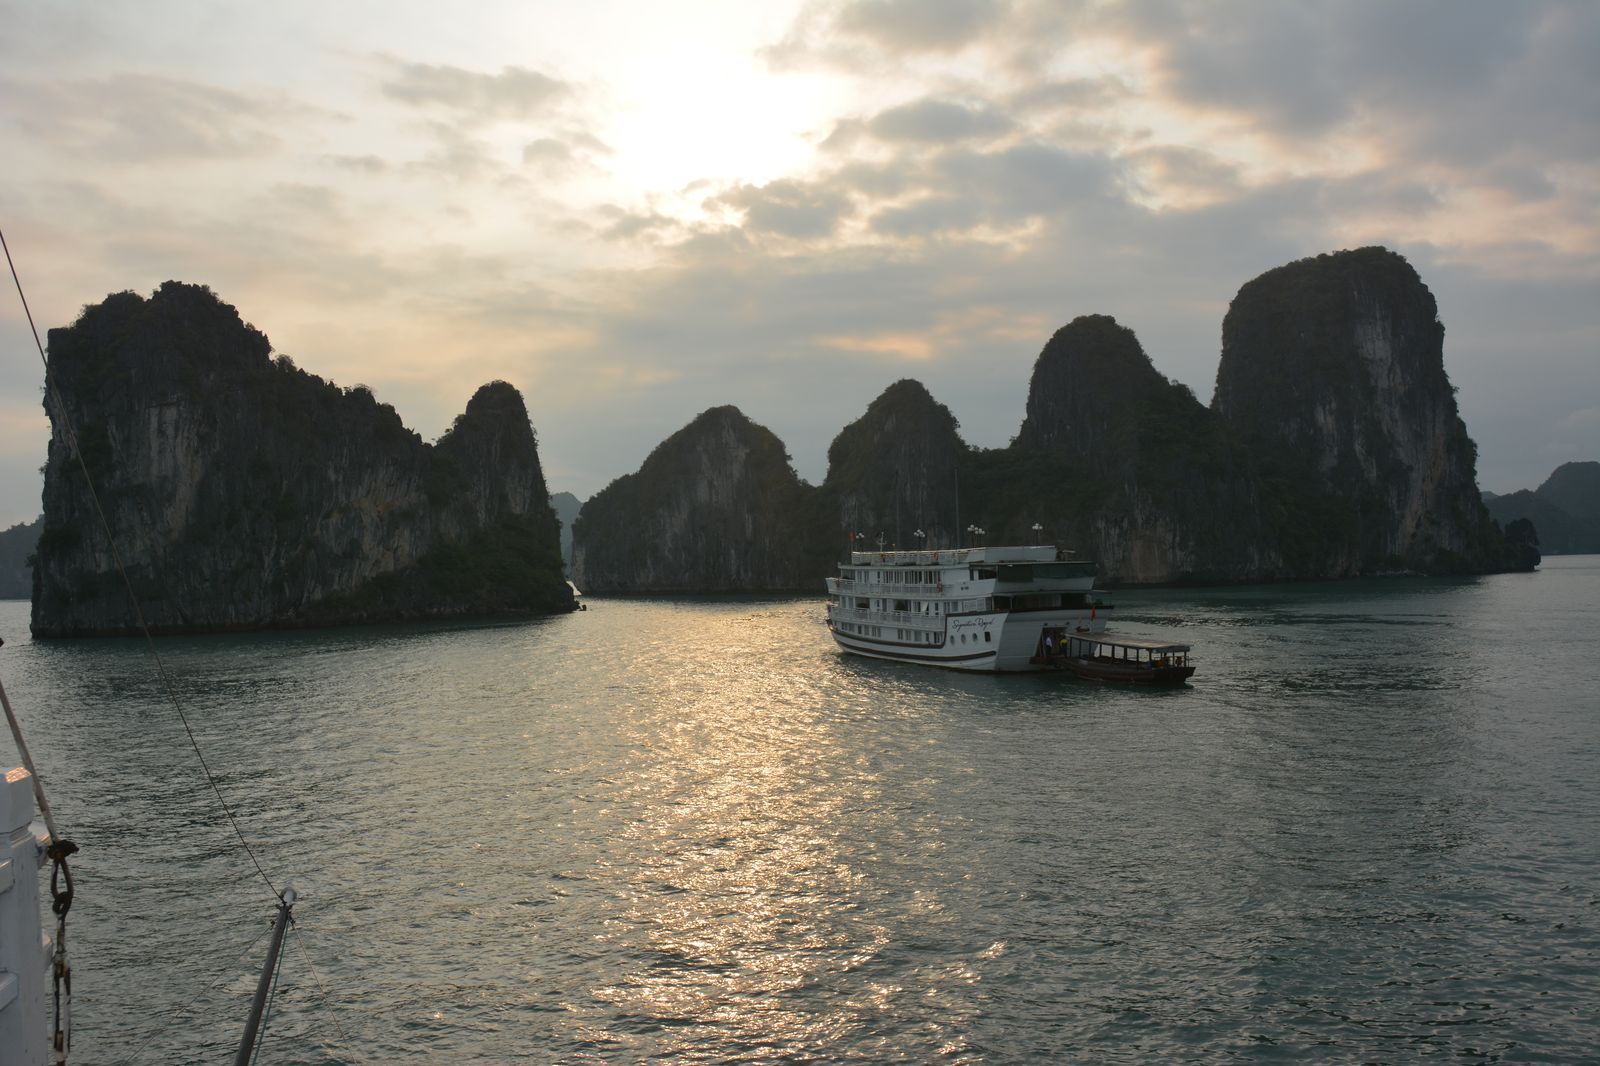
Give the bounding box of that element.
[0,563,1596,1062]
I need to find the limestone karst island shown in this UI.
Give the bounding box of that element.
[573,247,1534,594]
[30,247,1542,634]
[32,281,571,636]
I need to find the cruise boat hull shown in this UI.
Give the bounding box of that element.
[824,545,1113,673]
[828,609,1111,672]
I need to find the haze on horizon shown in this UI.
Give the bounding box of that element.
[2,0,1596,528]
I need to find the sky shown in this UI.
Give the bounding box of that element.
[2,0,1596,528]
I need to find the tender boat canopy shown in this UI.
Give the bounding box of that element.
[1064,634,1190,655]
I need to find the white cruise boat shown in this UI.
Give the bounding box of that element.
[825,545,1112,672]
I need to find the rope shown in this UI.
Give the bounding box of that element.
[288,919,359,1058]
[116,920,277,1066]
[1,223,279,902]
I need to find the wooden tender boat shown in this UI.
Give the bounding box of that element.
[1032,631,1195,686]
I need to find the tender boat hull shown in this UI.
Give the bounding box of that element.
[1057,657,1195,686]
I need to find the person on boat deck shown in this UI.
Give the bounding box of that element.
[1043,634,1055,656]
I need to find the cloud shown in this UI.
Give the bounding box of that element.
[869,196,984,238]
[865,97,1013,143]
[713,180,856,240]
[2,0,1593,512]
[1127,145,1244,207]
[835,0,1007,53]
[378,59,571,120]
[597,205,689,244]
[1097,2,1594,185]
[324,153,390,175]
[929,143,1124,222]
[523,138,576,170]
[1110,3,1354,135]
[522,129,612,178]
[1556,406,1600,434]
[402,122,504,182]
[1006,77,1134,116]
[0,73,316,161]
[765,0,1007,71]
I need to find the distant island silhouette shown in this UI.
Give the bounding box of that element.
[25,250,1561,626]
[574,248,1540,592]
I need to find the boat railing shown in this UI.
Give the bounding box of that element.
[850,549,975,566]
[828,578,970,597]
[827,606,945,631]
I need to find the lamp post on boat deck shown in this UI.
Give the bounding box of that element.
[966,524,976,547]
[914,528,926,552]
[1032,522,1044,544]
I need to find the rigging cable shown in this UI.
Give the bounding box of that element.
[1,224,280,901]
[6,226,362,1064]
[4,224,311,1065]
[117,918,276,1066]
[288,917,358,1056]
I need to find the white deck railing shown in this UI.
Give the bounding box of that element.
[826,577,977,598]
[827,606,946,631]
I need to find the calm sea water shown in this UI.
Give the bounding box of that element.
[2,558,1597,1064]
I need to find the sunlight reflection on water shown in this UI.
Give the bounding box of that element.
[0,561,1597,1062]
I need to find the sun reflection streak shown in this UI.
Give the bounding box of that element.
[576,605,985,1057]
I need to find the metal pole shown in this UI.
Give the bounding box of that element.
[235,887,296,1066]
[0,670,61,845]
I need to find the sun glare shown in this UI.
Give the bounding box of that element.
[600,49,838,212]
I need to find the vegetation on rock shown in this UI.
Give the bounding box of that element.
[34,282,571,635]
[573,406,831,593]
[574,246,1531,590]
[820,379,966,551]
[1215,248,1506,575]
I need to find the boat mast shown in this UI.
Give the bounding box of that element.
[233,887,297,1066]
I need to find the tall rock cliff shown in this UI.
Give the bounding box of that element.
[33,282,571,635]
[998,315,1271,583]
[563,247,1516,593]
[572,406,829,592]
[1213,247,1502,573]
[820,379,966,550]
